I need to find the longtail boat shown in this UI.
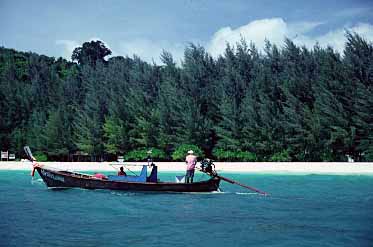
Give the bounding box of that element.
[25,147,220,192]
[25,146,268,195]
[32,165,221,192]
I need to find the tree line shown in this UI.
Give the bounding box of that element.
[0,33,372,162]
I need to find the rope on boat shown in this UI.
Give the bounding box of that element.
[120,164,138,176]
[26,146,142,179]
[110,163,146,176]
[31,162,94,177]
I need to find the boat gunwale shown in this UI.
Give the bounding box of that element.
[37,166,219,185]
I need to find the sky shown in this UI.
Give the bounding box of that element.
[1,0,372,64]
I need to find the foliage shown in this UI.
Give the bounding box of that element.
[71,40,112,66]
[124,148,166,161]
[103,116,127,155]
[269,150,292,162]
[33,151,48,162]
[1,32,373,162]
[172,144,203,161]
[212,148,257,161]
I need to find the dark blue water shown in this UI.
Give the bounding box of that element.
[1,171,372,247]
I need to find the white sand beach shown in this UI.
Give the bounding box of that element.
[1,161,373,175]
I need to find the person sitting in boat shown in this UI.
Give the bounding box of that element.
[185,150,197,183]
[117,166,127,176]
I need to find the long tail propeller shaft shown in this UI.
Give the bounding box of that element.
[197,165,268,196]
[216,174,268,195]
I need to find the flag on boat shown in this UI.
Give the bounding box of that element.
[175,175,185,183]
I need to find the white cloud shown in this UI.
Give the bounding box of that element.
[293,22,373,53]
[118,39,185,64]
[56,20,373,63]
[287,21,323,35]
[207,18,289,57]
[207,18,373,57]
[55,39,79,59]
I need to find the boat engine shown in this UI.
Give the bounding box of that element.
[200,158,216,176]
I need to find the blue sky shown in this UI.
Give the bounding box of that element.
[1,0,372,63]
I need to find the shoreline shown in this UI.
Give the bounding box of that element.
[1,161,373,175]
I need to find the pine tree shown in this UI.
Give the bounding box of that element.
[344,32,373,160]
[181,44,220,153]
[157,51,187,152]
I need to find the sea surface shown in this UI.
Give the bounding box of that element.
[0,170,372,247]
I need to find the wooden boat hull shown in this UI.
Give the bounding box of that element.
[36,167,221,192]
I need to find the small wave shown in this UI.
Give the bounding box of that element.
[266,196,309,202]
[110,191,136,196]
[31,178,44,185]
[210,190,226,194]
[235,192,257,195]
[185,191,226,195]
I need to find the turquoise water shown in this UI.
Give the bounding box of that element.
[0,171,372,247]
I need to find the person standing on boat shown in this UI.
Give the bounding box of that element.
[185,150,197,183]
[118,166,127,176]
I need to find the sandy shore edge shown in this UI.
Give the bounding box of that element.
[1,161,373,175]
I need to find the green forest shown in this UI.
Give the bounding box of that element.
[0,32,372,162]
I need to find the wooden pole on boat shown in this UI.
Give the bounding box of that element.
[214,174,268,196]
[24,146,37,176]
[196,167,268,195]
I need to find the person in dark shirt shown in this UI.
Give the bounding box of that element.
[117,166,127,176]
